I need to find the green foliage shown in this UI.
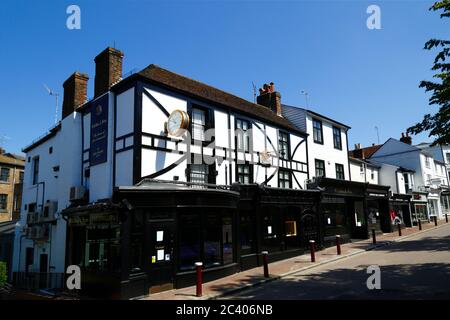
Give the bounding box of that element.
[0,261,7,288]
[407,0,450,145]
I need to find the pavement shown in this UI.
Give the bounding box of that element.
[144,219,448,300]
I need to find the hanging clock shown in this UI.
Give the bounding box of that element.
[166,110,190,137]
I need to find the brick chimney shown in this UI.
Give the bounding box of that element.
[62,72,89,119]
[352,143,364,159]
[256,82,282,116]
[94,47,124,98]
[400,132,412,145]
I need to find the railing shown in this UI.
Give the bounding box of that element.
[136,178,233,191]
[13,272,66,292]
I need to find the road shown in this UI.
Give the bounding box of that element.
[222,224,450,300]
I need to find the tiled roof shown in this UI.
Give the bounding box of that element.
[137,65,306,135]
[0,153,25,167]
[348,144,382,159]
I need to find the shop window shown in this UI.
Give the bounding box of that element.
[367,201,381,231]
[240,212,255,255]
[179,214,201,271]
[130,211,144,273]
[354,201,365,227]
[262,209,281,252]
[222,215,233,265]
[413,204,428,221]
[323,201,348,237]
[84,225,121,273]
[204,214,221,268]
[285,221,297,237]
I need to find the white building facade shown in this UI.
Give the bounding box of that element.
[13,48,321,298]
[370,138,449,220]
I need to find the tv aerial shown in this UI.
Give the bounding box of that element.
[44,84,60,124]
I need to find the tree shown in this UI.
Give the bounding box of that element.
[0,261,6,288]
[407,0,450,145]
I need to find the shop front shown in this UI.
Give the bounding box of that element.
[308,177,368,245]
[410,192,429,224]
[366,184,391,233]
[232,184,321,271]
[64,180,240,299]
[441,190,450,217]
[389,193,413,228]
[428,189,442,219]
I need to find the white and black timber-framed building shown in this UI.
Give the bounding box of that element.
[13,47,328,299]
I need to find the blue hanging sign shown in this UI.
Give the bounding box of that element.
[89,94,109,166]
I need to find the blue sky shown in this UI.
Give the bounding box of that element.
[0,0,447,154]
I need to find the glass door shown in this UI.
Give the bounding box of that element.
[147,220,175,294]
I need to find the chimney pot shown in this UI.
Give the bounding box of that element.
[94,47,124,98]
[257,82,282,116]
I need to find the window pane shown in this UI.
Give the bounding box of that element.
[190,164,208,185]
[192,109,205,141]
[222,215,233,265]
[0,194,7,210]
[179,214,200,271]
[285,221,297,237]
[0,168,10,182]
[204,214,221,268]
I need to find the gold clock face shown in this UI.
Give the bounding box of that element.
[167,110,189,136]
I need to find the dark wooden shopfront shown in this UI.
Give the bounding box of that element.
[232,184,321,271]
[64,181,240,299]
[389,194,413,229]
[308,177,370,245]
[366,184,391,233]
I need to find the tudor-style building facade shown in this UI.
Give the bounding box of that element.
[13,47,321,299]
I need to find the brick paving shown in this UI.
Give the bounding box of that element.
[144,219,446,300]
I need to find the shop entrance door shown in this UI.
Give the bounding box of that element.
[147,220,175,294]
[350,200,367,239]
[300,212,319,247]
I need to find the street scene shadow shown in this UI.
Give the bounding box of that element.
[216,262,450,300]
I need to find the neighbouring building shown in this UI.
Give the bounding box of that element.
[282,105,390,242]
[13,47,324,299]
[366,134,449,222]
[349,144,416,229]
[0,148,25,223]
[415,142,450,217]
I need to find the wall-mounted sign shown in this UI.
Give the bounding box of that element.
[89,94,109,166]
